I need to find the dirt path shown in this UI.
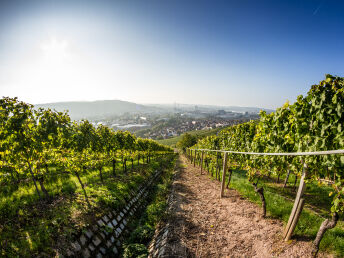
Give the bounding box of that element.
[163,156,330,258]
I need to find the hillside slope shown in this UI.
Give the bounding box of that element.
[35,100,159,120]
[157,126,228,147]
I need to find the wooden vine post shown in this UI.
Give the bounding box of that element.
[283,162,308,241]
[215,153,219,179]
[283,169,291,188]
[193,150,196,167]
[200,151,204,174]
[220,152,228,198]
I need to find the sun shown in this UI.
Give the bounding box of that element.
[34,37,78,91]
[40,37,70,63]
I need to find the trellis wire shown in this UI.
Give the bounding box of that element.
[186,147,343,241]
[188,148,344,156]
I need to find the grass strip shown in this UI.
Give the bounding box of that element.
[0,156,169,257]
[121,154,177,257]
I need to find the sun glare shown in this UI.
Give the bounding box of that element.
[40,37,70,63]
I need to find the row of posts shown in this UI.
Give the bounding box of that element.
[186,148,307,242]
[186,148,227,198]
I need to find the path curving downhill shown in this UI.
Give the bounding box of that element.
[162,155,330,258]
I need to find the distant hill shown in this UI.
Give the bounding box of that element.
[35,100,159,120]
[35,99,274,120]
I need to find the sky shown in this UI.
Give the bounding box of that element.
[0,0,343,109]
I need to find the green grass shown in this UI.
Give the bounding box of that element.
[221,170,344,256]
[0,156,175,257]
[157,126,229,147]
[122,154,176,257]
[262,173,334,217]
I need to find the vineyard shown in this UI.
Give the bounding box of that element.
[1,75,344,257]
[0,97,174,256]
[187,75,344,256]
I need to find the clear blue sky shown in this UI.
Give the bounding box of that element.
[0,0,343,109]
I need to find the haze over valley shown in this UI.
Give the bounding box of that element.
[36,99,269,140]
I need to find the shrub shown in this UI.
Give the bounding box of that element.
[123,243,148,258]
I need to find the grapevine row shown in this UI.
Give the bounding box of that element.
[188,75,344,256]
[0,97,173,202]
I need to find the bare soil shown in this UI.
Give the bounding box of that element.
[165,156,331,257]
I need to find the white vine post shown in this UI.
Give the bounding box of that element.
[220,152,228,198]
[283,162,308,241]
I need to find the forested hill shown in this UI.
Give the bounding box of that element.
[35,100,159,120]
[35,100,274,121]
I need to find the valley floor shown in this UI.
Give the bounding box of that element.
[160,155,331,257]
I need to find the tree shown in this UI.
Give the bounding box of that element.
[177,133,197,152]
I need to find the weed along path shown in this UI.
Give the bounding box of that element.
[163,155,330,257]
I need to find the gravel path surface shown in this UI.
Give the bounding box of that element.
[162,155,331,258]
